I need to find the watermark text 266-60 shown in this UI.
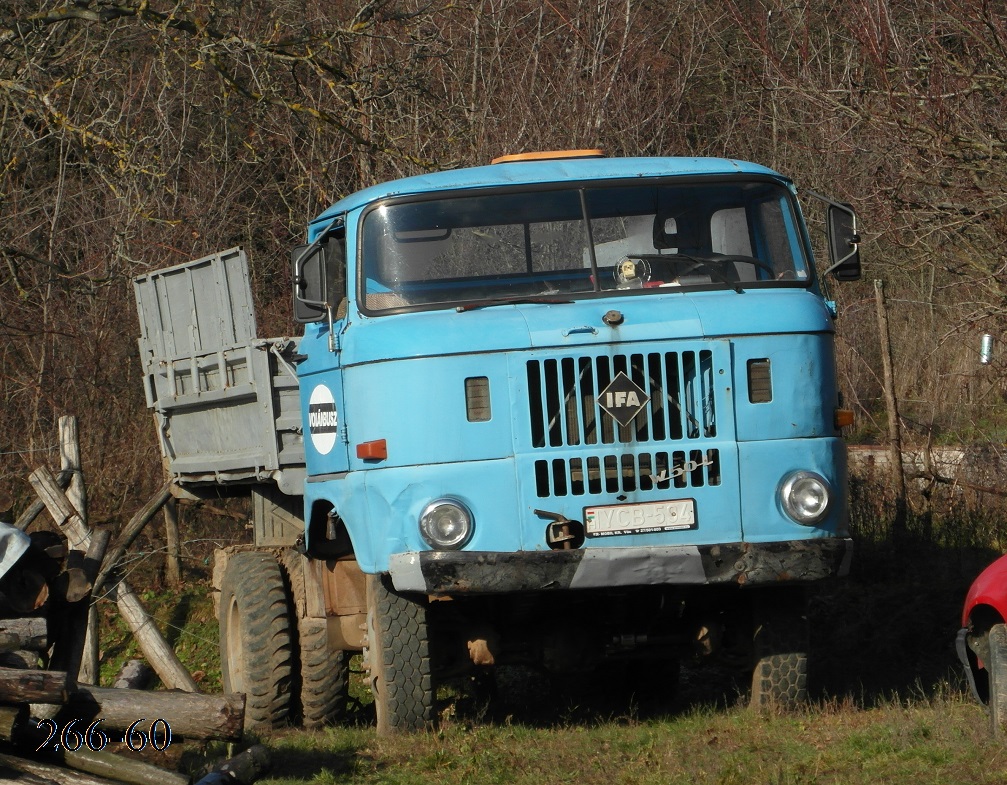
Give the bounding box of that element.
[35,718,171,752]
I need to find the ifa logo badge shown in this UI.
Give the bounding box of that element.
[598,371,650,426]
[308,385,338,455]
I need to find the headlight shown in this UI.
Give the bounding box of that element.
[780,471,832,525]
[419,499,473,550]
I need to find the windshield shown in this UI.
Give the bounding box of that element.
[359,179,811,312]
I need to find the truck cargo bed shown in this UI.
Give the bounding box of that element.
[134,248,305,496]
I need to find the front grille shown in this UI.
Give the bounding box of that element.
[534,449,721,497]
[527,351,717,448]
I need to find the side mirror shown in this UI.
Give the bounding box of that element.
[825,203,861,281]
[292,243,328,324]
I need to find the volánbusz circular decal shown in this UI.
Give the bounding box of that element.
[308,385,338,455]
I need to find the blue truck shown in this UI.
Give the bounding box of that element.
[134,150,859,733]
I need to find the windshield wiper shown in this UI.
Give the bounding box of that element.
[456,296,573,312]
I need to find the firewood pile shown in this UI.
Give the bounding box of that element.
[0,417,267,785]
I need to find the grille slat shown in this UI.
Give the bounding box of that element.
[528,351,722,499]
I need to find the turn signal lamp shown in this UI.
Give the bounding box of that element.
[356,439,387,461]
[834,409,855,429]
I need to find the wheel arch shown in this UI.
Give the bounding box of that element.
[306,497,365,562]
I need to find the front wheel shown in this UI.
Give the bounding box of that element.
[750,588,809,710]
[366,573,433,734]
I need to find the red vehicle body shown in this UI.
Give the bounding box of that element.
[959,553,1007,733]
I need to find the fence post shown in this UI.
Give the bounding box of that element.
[874,279,908,540]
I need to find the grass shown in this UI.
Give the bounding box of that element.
[239,695,1006,785]
[96,477,1007,784]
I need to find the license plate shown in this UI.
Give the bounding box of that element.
[584,499,696,538]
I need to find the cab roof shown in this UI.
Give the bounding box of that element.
[310,156,790,229]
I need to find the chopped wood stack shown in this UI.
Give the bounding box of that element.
[0,417,256,785]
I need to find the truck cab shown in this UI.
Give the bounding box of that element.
[293,151,858,729]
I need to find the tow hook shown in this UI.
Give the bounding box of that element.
[535,509,585,550]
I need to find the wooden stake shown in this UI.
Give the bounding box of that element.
[106,579,199,693]
[92,482,172,597]
[163,496,182,588]
[58,416,86,526]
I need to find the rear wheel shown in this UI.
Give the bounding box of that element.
[986,624,1007,736]
[219,552,294,729]
[750,588,809,710]
[367,573,433,734]
[297,616,349,728]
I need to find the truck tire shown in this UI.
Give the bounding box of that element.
[986,624,1007,736]
[750,588,809,710]
[219,552,294,729]
[367,573,433,734]
[297,616,349,728]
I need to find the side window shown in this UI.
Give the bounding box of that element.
[325,230,348,317]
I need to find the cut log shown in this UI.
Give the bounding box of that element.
[78,605,99,687]
[60,748,189,785]
[27,468,89,551]
[14,470,72,532]
[64,684,245,741]
[0,666,73,704]
[0,704,25,740]
[0,753,121,785]
[0,619,47,650]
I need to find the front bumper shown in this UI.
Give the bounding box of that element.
[389,537,853,595]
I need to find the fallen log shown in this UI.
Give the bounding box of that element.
[64,684,245,742]
[0,667,73,704]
